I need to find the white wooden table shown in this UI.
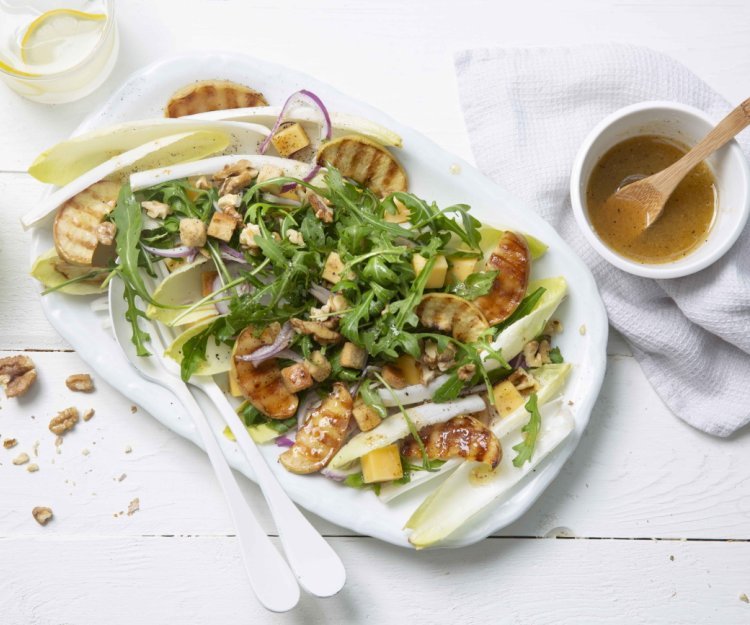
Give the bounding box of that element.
[1,1,749,623]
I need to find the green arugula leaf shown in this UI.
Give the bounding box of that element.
[112,183,157,305]
[449,270,498,300]
[495,287,546,332]
[300,211,326,249]
[358,380,388,420]
[512,393,541,467]
[122,281,151,357]
[432,371,464,403]
[179,322,214,382]
[266,417,298,433]
[344,473,366,488]
[549,346,564,364]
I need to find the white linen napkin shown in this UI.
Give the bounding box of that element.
[454,44,750,437]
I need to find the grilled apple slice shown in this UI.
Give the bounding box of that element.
[473,231,531,325]
[279,383,353,474]
[166,80,268,118]
[401,415,502,469]
[316,134,407,196]
[234,324,299,419]
[53,181,120,266]
[416,293,489,343]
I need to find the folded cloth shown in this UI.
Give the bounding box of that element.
[454,44,750,437]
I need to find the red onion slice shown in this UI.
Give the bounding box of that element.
[309,283,332,304]
[141,243,197,259]
[234,322,294,364]
[219,243,249,264]
[211,274,230,315]
[295,392,321,429]
[321,464,361,482]
[275,435,295,448]
[261,193,302,207]
[280,164,321,193]
[259,89,332,156]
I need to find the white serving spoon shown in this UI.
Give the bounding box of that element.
[108,276,300,613]
[108,277,346,598]
[190,377,347,597]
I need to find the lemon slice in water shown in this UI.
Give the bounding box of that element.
[19,9,106,72]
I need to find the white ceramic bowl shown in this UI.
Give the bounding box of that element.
[570,101,750,279]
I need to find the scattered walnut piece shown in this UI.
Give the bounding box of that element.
[194,175,211,190]
[457,363,476,381]
[290,318,342,345]
[579,324,587,336]
[13,452,30,465]
[66,373,94,393]
[523,339,551,368]
[32,440,39,456]
[124,445,133,454]
[0,355,37,398]
[81,448,90,456]
[422,339,457,372]
[307,189,333,223]
[96,221,117,246]
[141,200,171,220]
[117,473,127,482]
[508,368,540,395]
[82,408,95,422]
[130,406,137,414]
[286,228,305,246]
[3,438,17,449]
[32,506,53,526]
[26,463,39,473]
[544,318,564,335]
[49,407,79,436]
[127,498,140,516]
[213,160,257,195]
[740,593,749,604]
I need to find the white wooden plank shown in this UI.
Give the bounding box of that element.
[0,173,70,351]
[0,536,748,625]
[2,350,748,541]
[1,0,749,171]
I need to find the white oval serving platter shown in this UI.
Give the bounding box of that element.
[29,51,608,549]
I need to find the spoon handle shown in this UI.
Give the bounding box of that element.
[196,381,347,598]
[651,97,750,195]
[168,381,301,612]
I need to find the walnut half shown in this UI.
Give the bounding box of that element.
[0,355,37,398]
[66,373,94,393]
[49,407,79,436]
[523,339,551,368]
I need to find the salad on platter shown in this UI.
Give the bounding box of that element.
[27,79,574,548]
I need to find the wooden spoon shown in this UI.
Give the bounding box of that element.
[604,97,750,232]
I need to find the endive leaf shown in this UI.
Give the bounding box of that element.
[406,399,575,549]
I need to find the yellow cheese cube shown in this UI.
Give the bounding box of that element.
[340,342,367,369]
[395,354,421,385]
[383,198,410,224]
[207,211,238,242]
[322,251,346,284]
[492,380,524,417]
[448,257,479,283]
[271,122,311,157]
[412,254,448,289]
[361,444,404,484]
